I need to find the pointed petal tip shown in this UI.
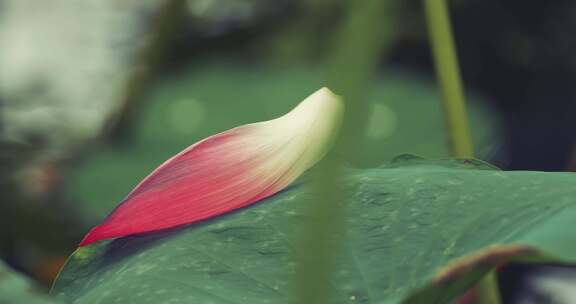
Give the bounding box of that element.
[285,87,344,122]
[318,86,336,95]
[314,87,341,102]
[78,228,98,247]
[78,237,91,247]
[317,87,344,109]
[318,87,344,122]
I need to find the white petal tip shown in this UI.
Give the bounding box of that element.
[314,87,341,103]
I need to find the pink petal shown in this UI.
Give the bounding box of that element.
[79,88,343,246]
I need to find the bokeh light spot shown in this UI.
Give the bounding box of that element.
[365,103,398,139]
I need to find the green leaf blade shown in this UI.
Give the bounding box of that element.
[53,160,576,303]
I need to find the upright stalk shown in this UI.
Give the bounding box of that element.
[475,271,502,304]
[106,0,186,143]
[424,0,475,158]
[290,1,395,303]
[290,159,345,304]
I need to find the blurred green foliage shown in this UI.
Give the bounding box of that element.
[0,260,59,304]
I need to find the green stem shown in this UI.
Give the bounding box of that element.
[475,271,502,304]
[424,0,475,158]
[105,0,186,143]
[290,1,395,303]
[290,159,345,304]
